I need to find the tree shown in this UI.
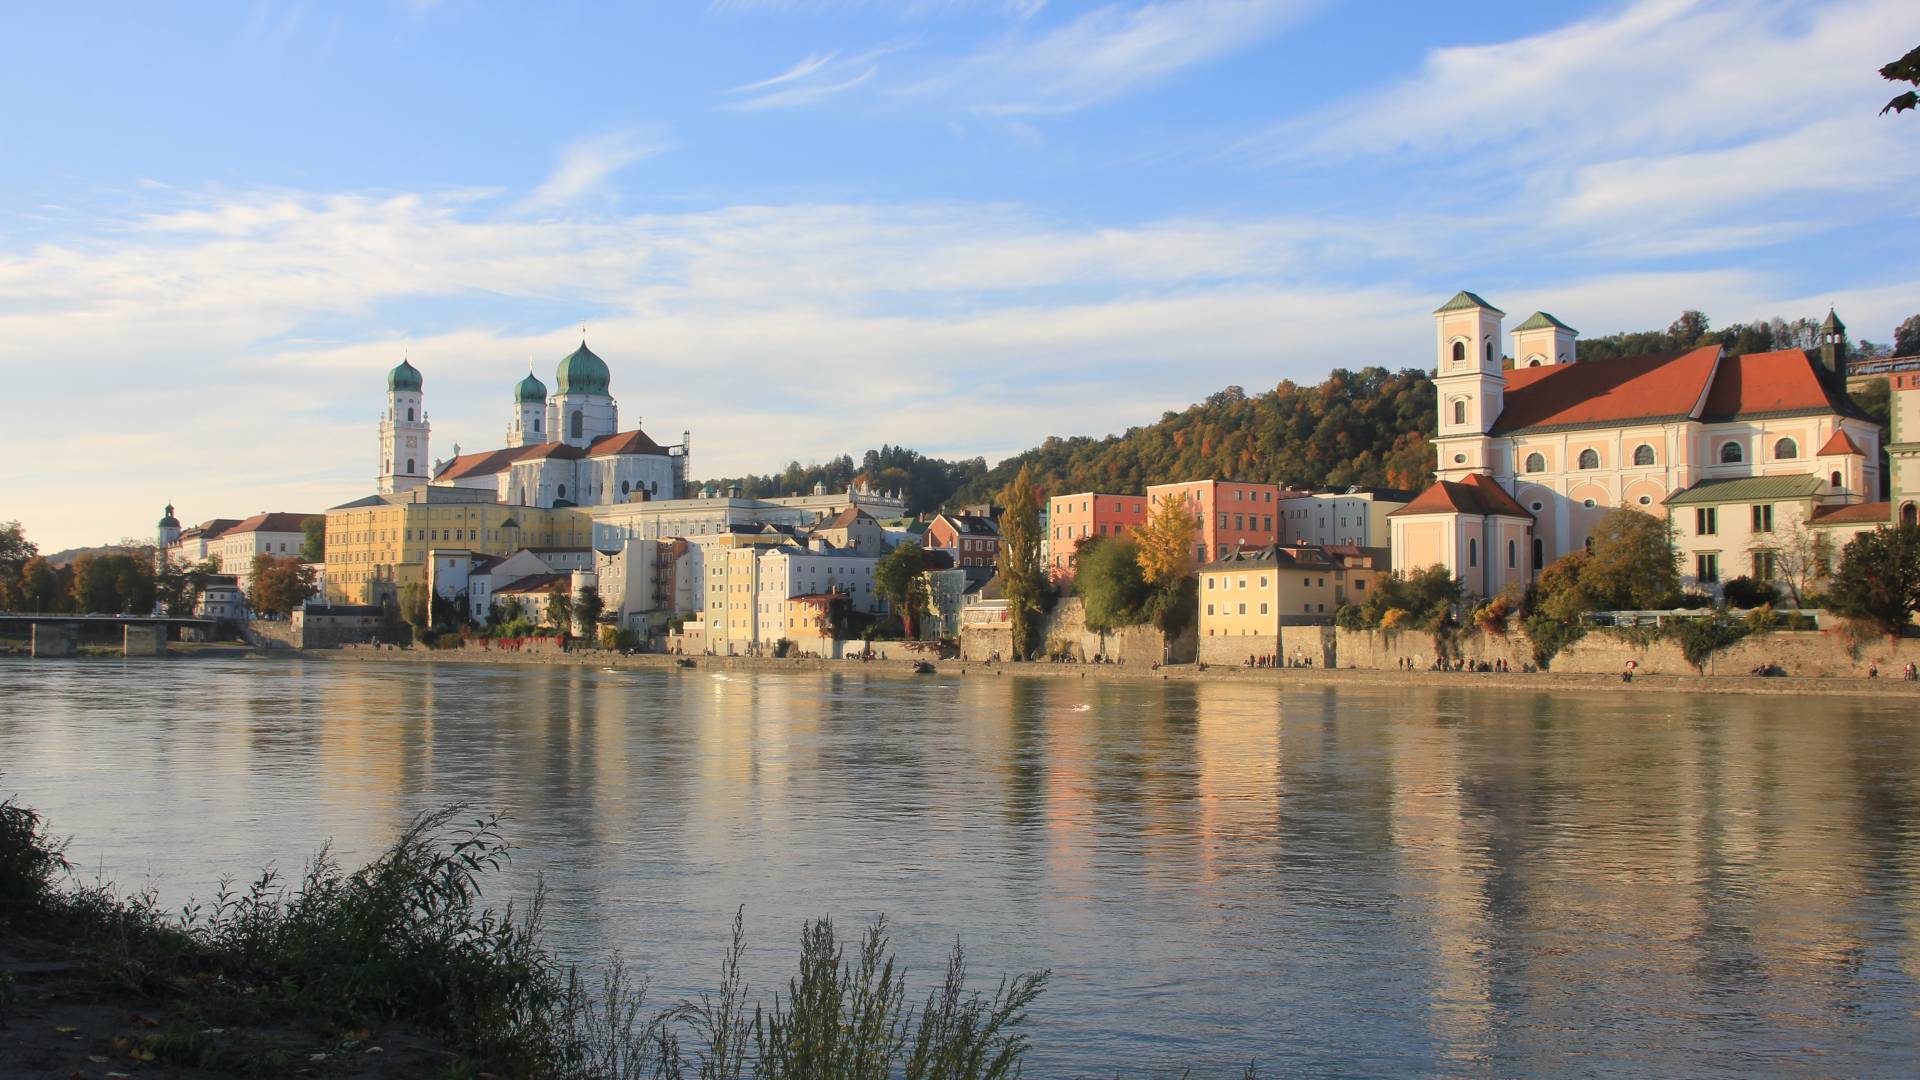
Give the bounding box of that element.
[874,543,930,638]
[1747,520,1831,607]
[301,516,326,564]
[68,552,152,614]
[1895,314,1920,358]
[572,585,604,636]
[1668,309,1710,347]
[400,581,431,638]
[19,557,61,613]
[994,465,1047,660]
[0,521,35,609]
[1075,537,1149,633]
[155,557,220,617]
[1580,508,1679,610]
[248,553,318,616]
[1881,44,1920,116]
[1827,524,1920,635]
[1134,494,1199,589]
[546,582,573,635]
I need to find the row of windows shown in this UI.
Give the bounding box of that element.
[1462,538,1523,570]
[1521,437,1808,474]
[1692,504,1775,536]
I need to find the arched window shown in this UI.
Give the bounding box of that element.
[407,407,415,422]
[1507,539,1517,569]
[405,458,414,474]
[621,480,630,496]
[1451,341,1465,366]
[1720,442,1744,464]
[1532,538,1544,569]
[1452,399,1467,425]
[570,410,583,439]
[1524,452,1545,473]
[1468,538,1478,567]
[1577,449,1599,470]
[534,418,541,433]
[557,484,567,501]
[1485,341,1493,364]
[1904,503,1917,528]
[1526,357,1542,367]
[1773,438,1798,460]
[1633,444,1655,466]
[1831,470,1843,489]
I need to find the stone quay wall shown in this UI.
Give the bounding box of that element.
[1332,626,1920,678]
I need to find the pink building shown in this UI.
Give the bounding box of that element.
[1046,492,1150,585]
[1145,480,1307,567]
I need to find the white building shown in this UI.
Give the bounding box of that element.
[1280,488,1413,550]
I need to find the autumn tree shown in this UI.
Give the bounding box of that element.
[994,465,1047,659]
[1579,508,1680,610]
[0,521,37,611]
[400,581,431,638]
[248,553,318,616]
[874,542,930,637]
[1827,525,1920,635]
[69,552,153,614]
[1134,494,1199,588]
[155,557,220,616]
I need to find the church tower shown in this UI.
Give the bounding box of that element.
[1432,291,1506,482]
[506,365,548,448]
[549,338,618,448]
[155,504,180,569]
[378,357,431,495]
[1511,311,1577,368]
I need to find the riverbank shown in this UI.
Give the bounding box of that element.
[311,643,1920,700]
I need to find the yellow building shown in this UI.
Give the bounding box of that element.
[1198,544,1383,640]
[323,487,592,606]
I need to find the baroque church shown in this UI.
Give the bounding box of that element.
[376,339,688,509]
[1390,291,1912,599]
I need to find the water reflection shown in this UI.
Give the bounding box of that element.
[3,658,1918,1076]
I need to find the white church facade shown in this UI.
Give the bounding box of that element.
[1391,291,1899,599]
[375,339,689,510]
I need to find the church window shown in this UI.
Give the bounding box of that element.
[1507,540,1516,568]
[1452,400,1467,425]
[1453,454,1466,464]
[1582,499,1596,508]
[1451,341,1465,366]
[1532,538,1544,568]
[1524,452,1545,473]
[557,484,567,500]
[1577,449,1599,470]
[1633,444,1655,466]
[1773,438,1798,460]
[1904,503,1917,527]
[407,408,414,422]
[1468,538,1478,567]
[1638,495,1652,506]
[622,480,630,496]
[1526,357,1542,367]
[1485,341,1493,364]
[406,458,414,474]
[1831,470,1843,489]
[1720,442,1744,464]
[570,410,583,439]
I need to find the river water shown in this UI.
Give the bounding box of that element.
[4,656,1919,1076]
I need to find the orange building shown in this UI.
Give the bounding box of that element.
[1145,480,1308,567]
[1046,492,1150,585]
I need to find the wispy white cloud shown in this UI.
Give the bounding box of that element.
[909,0,1314,115]
[725,41,912,109]
[522,130,667,210]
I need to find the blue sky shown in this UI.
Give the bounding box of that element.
[4,0,1917,548]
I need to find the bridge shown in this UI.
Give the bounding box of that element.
[0,612,222,658]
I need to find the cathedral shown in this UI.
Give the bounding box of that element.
[376,339,688,509]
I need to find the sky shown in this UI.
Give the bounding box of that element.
[3,0,1917,550]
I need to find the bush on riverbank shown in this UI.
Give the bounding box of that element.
[0,789,1052,1078]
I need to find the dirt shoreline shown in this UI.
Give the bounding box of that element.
[303,644,1920,700]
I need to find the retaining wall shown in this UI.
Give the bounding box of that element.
[1332,626,1920,678]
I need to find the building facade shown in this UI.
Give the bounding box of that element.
[1145,480,1303,566]
[323,487,592,606]
[925,513,1001,571]
[1198,544,1383,640]
[1045,492,1150,585]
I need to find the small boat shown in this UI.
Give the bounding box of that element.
[675,658,696,669]
[913,660,936,674]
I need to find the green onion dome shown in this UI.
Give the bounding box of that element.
[388,358,423,392]
[515,371,548,404]
[556,340,610,395]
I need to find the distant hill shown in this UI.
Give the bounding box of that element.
[706,308,1905,513]
[43,544,143,568]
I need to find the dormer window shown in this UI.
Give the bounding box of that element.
[1720,442,1744,464]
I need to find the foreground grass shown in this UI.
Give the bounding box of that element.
[1,791,1052,1078]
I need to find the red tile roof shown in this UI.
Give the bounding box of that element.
[586,430,669,456]
[228,512,321,535]
[437,447,529,481]
[1699,349,1851,421]
[1809,502,1891,526]
[1492,347,1720,433]
[515,442,585,461]
[1388,473,1534,520]
[1817,429,1866,456]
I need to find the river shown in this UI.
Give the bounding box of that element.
[4,656,1919,1076]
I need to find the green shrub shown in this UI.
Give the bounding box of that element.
[1720,576,1776,609]
[1523,615,1585,670]
[1668,614,1749,670]
[0,794,69,905]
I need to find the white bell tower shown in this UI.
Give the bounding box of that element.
[1432,291,1505,482]
[378,356,431,495]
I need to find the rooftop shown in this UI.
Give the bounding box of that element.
[1388,474,1533,520]
[1663,475,1825,506]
